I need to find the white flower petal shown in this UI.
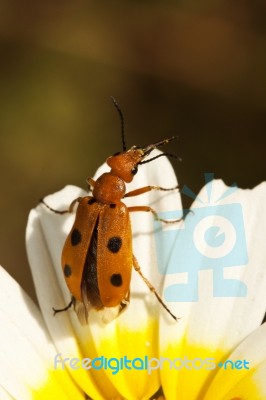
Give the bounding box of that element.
[0,267,84,399]
[26,187,108,399]
[159,180,266,399]
[205,322,266,399]
[0,384,13,400]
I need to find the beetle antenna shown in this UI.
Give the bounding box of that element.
[111,96,126,151]
[139,152,182,165]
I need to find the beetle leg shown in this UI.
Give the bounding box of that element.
[40,197,82,214]
[128,205,182,224]
[124,185,178,198]
[86,177,96,192]
[120,291,130,308]
[132,255,178,322]
[52,296,75,315]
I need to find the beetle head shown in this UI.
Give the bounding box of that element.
[107,136,177,183]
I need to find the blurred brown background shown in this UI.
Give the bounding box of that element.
[0,1,265,304]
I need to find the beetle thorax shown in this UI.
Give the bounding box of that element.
[92,172,126,204]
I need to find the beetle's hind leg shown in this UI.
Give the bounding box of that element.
[53,297,90,326]
[120,291,130,312]
[133,255,178,322]
[52,296,75,315]
[40,197,81,214]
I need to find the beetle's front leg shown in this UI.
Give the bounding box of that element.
[124,185,179,198]
[128,205,182,223]
[40,197,82,214]
[86,177,96,192]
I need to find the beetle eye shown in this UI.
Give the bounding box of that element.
[131,166,138,175]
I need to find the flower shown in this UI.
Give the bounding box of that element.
[0,150,266,399]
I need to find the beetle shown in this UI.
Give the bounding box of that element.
[41,98,180,324]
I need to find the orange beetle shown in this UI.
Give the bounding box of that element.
[41,99,180,324]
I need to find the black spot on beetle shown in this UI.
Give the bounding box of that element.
[107,236,122,253]
[109,204,116,208]
[88,198,96,205]
[64,264,72,277]
[110,273,123,287]
[71,228,81,246]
